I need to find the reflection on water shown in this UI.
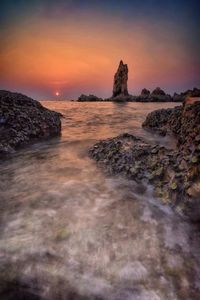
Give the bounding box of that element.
[0,102,199,300]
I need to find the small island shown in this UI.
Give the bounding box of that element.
[77,60,200,103]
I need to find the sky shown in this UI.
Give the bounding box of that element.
[0,0,200,99]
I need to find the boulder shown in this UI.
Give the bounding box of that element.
[0,90,61,156]
[112,60,129,97]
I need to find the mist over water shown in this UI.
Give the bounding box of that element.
[0,102,199,300]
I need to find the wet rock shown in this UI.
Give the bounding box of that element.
[143,101,200,153]
[0,90,61,157]
[112,60,129,98]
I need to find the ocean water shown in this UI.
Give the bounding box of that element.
[0,101,199,300]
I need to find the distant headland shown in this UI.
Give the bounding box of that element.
[77,60,200,102]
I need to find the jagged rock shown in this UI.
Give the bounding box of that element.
[143,102,200,152]
[78,94,103,102]
[142,106,182,136]
[139,87,172,102]
[0,90,61,156]
[112,60,129,98]
[152,87,166,96]
[141,88,150,96]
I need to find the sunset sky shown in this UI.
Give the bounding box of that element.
[0,0,199,99]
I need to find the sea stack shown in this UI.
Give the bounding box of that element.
[112,60,129,97]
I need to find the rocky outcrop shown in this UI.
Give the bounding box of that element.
[76,59,199,103]
[146,87,172,102]
[173,88,200,102]
[0,90,61,156]
[142,106,182,136]
[78,94,103,102]
[152,87,166,96]
[112,60,129,98]
[89,102,200,222]
[182,87,200,98]
[141,88,150,96]
[143,101,200,151]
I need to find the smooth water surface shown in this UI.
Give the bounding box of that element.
[0,102,199,300]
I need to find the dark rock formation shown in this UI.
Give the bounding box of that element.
[89,102,200,222]
[143,101,200,151]
[172,93,185,102]
[173,88,200,102]
[76,61,199,103]
[144,87,172,102]
[182,87,200,98]
[78,94,103,102]
[0,90,61,156]
[142,106,182,136]
[152,87,166,96]
[141,88,150,96]
[112,60,129,98]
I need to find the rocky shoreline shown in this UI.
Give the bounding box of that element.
[89,100,200,222]
[78,87,200,103]
[0,90,61,157]
[77,60,200,103]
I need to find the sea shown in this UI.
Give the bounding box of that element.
[0,101,199,300]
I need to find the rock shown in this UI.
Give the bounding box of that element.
[76,65,198,103]
[147,87,173,102]
[141,88,150,96]
[142,106,181,136]
[172,87,200,103]
[152,87,166,96]
[143,101,200,152]
[172,93,185,102]
[112,60,129,98]
[78,94,103,102]
[182,87,200,98]
[0,90,61,156]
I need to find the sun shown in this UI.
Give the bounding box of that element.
[55,92,60,96]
